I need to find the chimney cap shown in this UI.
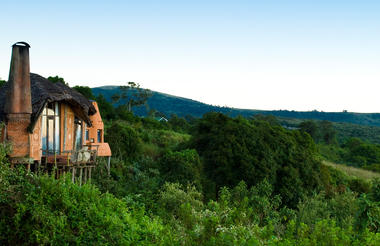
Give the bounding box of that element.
[12,42,30,48]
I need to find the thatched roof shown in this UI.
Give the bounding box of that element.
[0,73,96,131]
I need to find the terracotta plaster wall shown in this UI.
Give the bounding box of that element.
[97,143,112,157]
[62,104,75,153]
[86,101,104,145]
[86,101,111,156]
[29,116,42,160]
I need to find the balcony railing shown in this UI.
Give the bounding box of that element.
[41,146,98,167]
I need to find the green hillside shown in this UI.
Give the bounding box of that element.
[323,161,380,181]
[92,86,380,126]
[280,118,380,144]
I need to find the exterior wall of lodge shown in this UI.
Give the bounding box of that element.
[30,114,42,160]
[2,101,111,162]
[86,101,111,157]
[28,103,76,161]
[7,114,31,158]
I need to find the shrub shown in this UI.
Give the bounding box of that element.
[363,164,380,173]
[355,193,380,233]
[157,183,203,222]
[191,113,322,207]
[0,170,174,245]
[348,178,371,194]
[296,191,359,230]
[285,219,379,245]
[106,121,141,159]
[159,149,202,190]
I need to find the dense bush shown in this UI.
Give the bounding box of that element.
[343,138,380,167]
[155,181,379,245]
[296,191,359,229]
[106,121,141,159]
[299,120,337,145]
[1,106,379,244]
[94,113,380,244]
[191,113,322,207]
[168,114,191,133]
[159,149,203,190]
[0,166,173,245]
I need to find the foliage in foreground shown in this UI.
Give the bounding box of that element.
[1,109,380,245]
[155,181,380,245]
[0,165,173,245]
[2,163,378,245]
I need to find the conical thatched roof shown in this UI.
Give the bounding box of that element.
[0,73,96,131]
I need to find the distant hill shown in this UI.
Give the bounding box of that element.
[92,86,380,127]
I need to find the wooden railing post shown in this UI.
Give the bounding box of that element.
[79,167,83,186]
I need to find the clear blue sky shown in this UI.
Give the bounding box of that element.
[1,0,380,112]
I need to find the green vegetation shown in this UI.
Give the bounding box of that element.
[190,113,322,207]
[323,161,380,181]
[0,167,172,245]
[110,82,152,112]
[0,78,6,87]
[72,85,96,100]
[282,117,380,144]
[334,122,380,144]
[296,119,380,174]
[47,75,68,86]
[0,85,379,244]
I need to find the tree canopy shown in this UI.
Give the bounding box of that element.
[191,113,322,207]
[0,78,6,87]
[47,75,68,86]
[111,82,152,112]
[72,85,95,100]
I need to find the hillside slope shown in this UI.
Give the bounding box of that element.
[323,161,380,181]
[92,86,380,126]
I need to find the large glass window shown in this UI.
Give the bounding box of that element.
[74,117,83,150]
[41,102,60,155]
[97,129,102,143]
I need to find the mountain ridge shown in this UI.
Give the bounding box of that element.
[92,85,380,127]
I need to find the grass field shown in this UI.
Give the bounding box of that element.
[323,160,380,181]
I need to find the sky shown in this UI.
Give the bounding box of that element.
[1,0,380,113]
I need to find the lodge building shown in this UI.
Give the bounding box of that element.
[0,42,111,183]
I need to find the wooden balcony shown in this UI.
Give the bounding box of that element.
[40,146,99,185]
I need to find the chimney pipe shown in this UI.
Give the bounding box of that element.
[5,42,32,159]
[5,42,32,114]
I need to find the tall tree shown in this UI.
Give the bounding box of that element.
[319,120,337,145]
[95,94,116,120]
[299,120,319,141]
[111,82,152,112]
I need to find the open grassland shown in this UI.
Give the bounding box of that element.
[323,160,380,181]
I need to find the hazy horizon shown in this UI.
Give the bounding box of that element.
[1,1,380,113]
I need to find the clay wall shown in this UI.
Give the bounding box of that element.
[29,116,42,160]
[61,104,75,153]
